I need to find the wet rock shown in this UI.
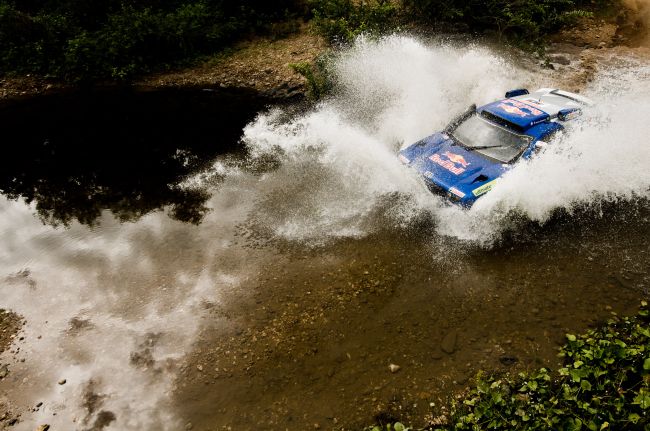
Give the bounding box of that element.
[0,364,8,379]
[36,425,50,431]
[58,379,66,385]
[441,330,458,354]
[499,356,518,366]
[549,55,571,65]
[431,348,444,360]
[388,364,401,373]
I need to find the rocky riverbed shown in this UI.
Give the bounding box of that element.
[0,309,23,429]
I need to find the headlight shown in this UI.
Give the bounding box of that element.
[398,154,410,164]
[448,187,465,199]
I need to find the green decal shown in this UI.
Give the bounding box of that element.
[472,179,498,197]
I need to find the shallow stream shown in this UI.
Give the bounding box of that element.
[1,37,649,430]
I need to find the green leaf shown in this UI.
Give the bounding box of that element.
[393,423,405,431]
[566,417,583,431]
[644,358,650,370]
[628,413,641,423]
[581,380,592,391]
[567,334,577,342]
[633,391,650,409]
[569,369,583,382]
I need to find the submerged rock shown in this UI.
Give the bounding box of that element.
[441,330,458,354]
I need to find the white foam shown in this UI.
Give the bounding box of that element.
[237,35,650,245]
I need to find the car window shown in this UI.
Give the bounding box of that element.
[451,114,531,163]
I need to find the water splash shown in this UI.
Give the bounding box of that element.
[237,35,650,245]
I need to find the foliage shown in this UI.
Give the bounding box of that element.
[365,303,650,430]
[0,0,623,82]
[0,0,308,81]
[309,0,400,43]
[446,304,650,430]
[290,53,335,99]
[401,0,594,42]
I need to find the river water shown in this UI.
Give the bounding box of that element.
[1,37,649,430]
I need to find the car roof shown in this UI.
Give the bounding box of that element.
[478,88,593,132]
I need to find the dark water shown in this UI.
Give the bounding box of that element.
[0,87,272,226]
[0,87,648,431]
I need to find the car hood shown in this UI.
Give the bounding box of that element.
[399,133,507,201]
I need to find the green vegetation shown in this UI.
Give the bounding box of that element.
[290,53,335,99]
[309,0,612,45]
[0,0,618,82]
[0,0,307,81]
[309,0,399,43]
[367,303,650,430]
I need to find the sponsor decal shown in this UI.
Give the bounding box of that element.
[448,187,465,198]
[497,99,544,118]
[429,151,470,175]
[442,151,470,168]
[472,179,498,197]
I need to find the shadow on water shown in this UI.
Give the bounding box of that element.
[0,87,273,226]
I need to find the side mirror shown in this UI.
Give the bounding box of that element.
[557,108,582,121]
[505,89,529,98]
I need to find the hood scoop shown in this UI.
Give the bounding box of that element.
[472,174,489,184]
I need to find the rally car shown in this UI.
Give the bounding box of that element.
[398,88,593,206]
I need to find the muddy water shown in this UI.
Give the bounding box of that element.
[1,38,650,431]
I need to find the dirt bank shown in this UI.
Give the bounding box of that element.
[136,30,327,99]
[0,30,326,104]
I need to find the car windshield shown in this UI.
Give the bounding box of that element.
[450,114,531,163]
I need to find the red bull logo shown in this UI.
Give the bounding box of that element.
[498,103,529,117]
[429,151,470,175]
[443,151,470,168]
[497,99,544,117]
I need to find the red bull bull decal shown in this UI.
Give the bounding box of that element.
[497,99,544,117]
[442,151,470,168]
[429,151,469,175]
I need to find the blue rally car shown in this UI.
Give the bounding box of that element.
[398,88,593,206]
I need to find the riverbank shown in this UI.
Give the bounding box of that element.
[0,29,326,104]
[1,2,649,105]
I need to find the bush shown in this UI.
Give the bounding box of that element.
[309,0,400,43]
[0,0,308,81]
[402,0,593,42]
[447,305,650,430]
[367,303,650,430]
[289,53,335,99]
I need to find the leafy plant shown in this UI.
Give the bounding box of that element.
[0,0,308,81]
[365,302,650,430]
[289,53,335,100]
[309,0,399,43]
